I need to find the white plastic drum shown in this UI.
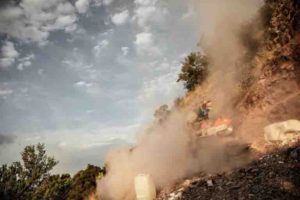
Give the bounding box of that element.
[134,174,156,200]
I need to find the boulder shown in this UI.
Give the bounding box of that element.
[264,119,300,143]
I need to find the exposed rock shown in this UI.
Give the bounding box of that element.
[264,119,300,144]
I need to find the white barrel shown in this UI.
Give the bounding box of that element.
[134,174,156,200]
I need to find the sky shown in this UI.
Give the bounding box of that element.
[0,0,200,174]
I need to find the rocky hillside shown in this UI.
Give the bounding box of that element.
[157,0,300,199]
[159,143,300,200]
[240,0,300,111]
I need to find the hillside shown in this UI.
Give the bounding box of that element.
[2,0,300,200]
[159,143,300,200]
[156,0,300,199]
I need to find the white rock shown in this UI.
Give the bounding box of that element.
[207,179,214,187]
[264,119,300,143]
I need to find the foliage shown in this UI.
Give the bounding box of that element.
[177,52,209,91]
[33,174,72,200]
[0,143,58,200]
[66,164,105,200]
[0,144,106,200]
[154,104,171,123]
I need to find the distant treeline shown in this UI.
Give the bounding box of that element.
[0,143,105,200]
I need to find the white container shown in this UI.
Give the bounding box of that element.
[134,174,156,200]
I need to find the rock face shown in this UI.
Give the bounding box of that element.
[177,144,300,200]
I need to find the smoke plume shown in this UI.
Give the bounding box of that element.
[97,0,263,199]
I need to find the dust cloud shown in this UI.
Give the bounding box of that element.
[194,0,263,116]
[97,1,263,199]
[97,112,251,200]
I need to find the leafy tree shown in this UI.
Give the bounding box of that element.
[177,52,209,91]
[66,164,105,200]
[0,143,58,200]
[33,174,72,200]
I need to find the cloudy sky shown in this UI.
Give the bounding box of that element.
[0,0,200,173]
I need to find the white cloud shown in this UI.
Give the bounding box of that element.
[50,15,77,30]
[0,0,78,44]
[134,6,156,27]
[134,0,157,6]
[121,47,129,56]
[57,2,76,14]
[17,53,35,71]
[92,0,114,7]
[135,32,160,56]
[75,0,90,14]
[111,10,129,25]
[133,0,167,29]
[75,80,100,95]
[38,69,44,76]
[75,81,93,88]
[135,32,153,46]
[92,0,102,7]
[0,41,19,68]
[138,62,184,114]
[19,53,35,62]
[17,61,31,71]
[103,0,114,6]
[0,89,13,96]
[93,39,109,56]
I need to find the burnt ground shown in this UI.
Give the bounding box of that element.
[181,144,300,200]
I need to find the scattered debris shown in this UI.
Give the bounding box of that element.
[177,143,300,200]
[167,188,183,200]
[206,180,214,187]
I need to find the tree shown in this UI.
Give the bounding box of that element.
[154,104,171,123]
[66,164,105,200]
[177,52,209,91]
[0,143,58,200]
[33,174,72,200]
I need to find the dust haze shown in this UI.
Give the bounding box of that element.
[97,0,263,199]
[194,0,263,116]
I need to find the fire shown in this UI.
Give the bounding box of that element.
[201,117,232,129]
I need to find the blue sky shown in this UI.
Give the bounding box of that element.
[0,0,200,173]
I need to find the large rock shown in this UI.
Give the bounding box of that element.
[264,119,300,143]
